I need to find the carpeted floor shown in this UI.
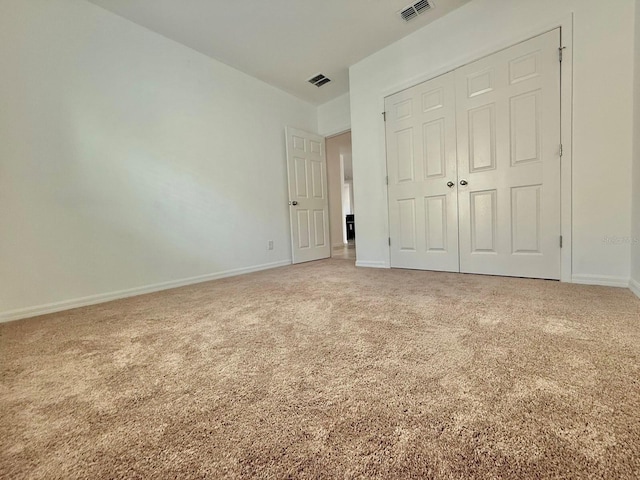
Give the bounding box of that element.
[1,259,639,479]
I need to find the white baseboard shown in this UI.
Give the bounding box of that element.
[571,274,630,288]
[629,278,640,299]
[355,260,389,269]
[332,243,347,249]
[0,259,292,324]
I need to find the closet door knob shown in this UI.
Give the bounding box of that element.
[446,181,455,188]
[460,180,468,186]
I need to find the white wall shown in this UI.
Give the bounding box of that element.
[632,0,640,297]
[317,93,351,137]
[344,180,355,216]
[0,0,317,320]
[350,0,635,283]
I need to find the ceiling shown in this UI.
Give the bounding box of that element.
[87,0,471,105]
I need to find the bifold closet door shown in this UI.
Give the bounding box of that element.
[385,72,460,272]
[455,29,561,279]
[385,29,562,279]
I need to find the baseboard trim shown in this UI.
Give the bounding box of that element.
[629,278,640,299]
[0,259,292,324]
[571,274,630,288]
[332,243,347,249]
[355,260,389,269]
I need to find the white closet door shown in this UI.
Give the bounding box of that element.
[455,29,561,279]
[385,72,460,271]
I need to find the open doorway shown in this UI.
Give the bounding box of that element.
[326,131,355,261]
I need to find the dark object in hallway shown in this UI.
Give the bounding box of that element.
[346,214,355,241]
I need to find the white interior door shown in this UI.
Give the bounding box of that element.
[455,29,561,279]
[285,127,330,264]
[385,71,460,271]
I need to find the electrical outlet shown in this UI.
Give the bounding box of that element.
[268,240,274,250]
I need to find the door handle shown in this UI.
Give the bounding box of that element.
[289,201,298,206]
[446,181,455,188]
[459,180,468,186]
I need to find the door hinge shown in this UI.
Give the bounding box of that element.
[385,175,389,185]
[382,111,386,122]
[388,237,391,246]
[559,46,565,63]
[560,235,563,248]
[559,144,563,157]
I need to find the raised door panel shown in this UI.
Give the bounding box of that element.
[313,210,327,247]
[398,199,417,251]
[467,68,494,98]
[510,91,541,166]
[422,88,444,112]
[309,140,322,156]
[511,185,542,254]
[425,195,448,252]
[394,99,413,121]
[470,190,497,253]
[297,210,311,249]
[423,119,446,179]
[310,160,324,198]
[396,128,415,182]
[292,135,306,152]
[509,51,541,85]
[468,105,496,172]
[294,158,308,198]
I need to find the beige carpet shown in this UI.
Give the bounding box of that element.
[1,260,639,479]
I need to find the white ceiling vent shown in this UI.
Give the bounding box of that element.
[308,73,331,88]
[400,0,432,22]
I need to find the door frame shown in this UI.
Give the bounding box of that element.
[325,130,353,251]
[380,14,573,282]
